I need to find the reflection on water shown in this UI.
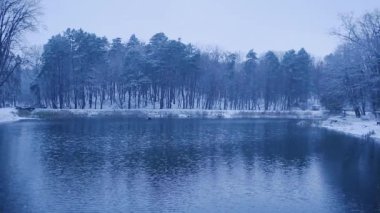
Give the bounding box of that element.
[0,118,379,212]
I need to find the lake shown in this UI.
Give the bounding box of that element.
[0,118,379,212]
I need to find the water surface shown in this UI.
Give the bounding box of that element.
[0,118,379,212]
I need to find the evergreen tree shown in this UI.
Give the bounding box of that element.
[260,51,281,110]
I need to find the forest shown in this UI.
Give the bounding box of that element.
[0,0,380,118]
[28,30,316,111]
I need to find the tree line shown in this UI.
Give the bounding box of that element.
[28,29,316,110]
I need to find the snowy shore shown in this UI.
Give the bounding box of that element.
[3,107,379,141]
[1,108,325,122]
[30,109,380,142]
[321,114,380,141]
[0,108,22,123]
[30,108,324,120]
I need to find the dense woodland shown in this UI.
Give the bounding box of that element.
[1,0,380,117]
[29,30,316,111]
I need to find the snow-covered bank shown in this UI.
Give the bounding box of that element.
[4,106,380,142]
[0,108,21,123]
[321,115,380,141]
[30,108,324,120]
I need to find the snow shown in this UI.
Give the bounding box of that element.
[31,108,324,120]
[0,108,21,123]
[321,114,380,142]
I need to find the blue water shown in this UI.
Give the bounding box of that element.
[0,118,379,212]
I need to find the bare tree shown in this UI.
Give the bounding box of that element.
[0,0,40,88]
[330,10,380,115]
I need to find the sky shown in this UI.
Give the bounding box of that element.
[26,0,380,58]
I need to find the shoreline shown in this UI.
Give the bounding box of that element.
[29,108,324,120]
[0,108,22,123]
[2,107,380,142]
[320,115,380,142]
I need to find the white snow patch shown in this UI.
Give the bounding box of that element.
[321,115,380,142]
[0,108,21,123]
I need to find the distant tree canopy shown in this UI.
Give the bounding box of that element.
[30,28,317,110]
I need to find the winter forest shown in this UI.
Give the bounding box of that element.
[1,0,380,118]
[30,31,316,111]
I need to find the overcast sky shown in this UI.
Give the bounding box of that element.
[26,0,380,57]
